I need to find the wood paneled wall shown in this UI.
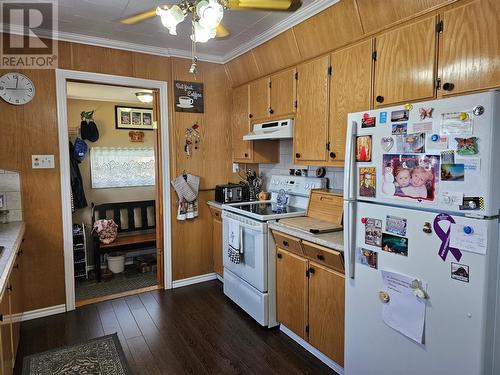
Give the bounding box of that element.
[0,39,234,311]
[224,0,456,86]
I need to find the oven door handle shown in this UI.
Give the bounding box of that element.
[239,224,244,254]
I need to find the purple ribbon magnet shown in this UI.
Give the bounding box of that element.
[433,213,462,262]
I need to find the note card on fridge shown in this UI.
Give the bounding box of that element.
[381,270,427,344]
[450,222,487,255]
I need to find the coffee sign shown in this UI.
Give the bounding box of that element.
[174,80,204,113]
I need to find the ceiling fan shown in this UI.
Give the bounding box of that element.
[120,0,303,40]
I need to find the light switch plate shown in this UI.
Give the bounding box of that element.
[32,155,55,169]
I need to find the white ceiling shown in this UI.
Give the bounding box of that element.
[67,82,152,104]
[6,0,339,63]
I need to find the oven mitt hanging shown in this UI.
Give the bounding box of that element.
[171,175,197,202]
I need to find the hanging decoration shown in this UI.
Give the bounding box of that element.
[184,122,201,157]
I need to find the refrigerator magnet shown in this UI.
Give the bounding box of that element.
[356,135,372,162]
[391,123,407,135]
[391,109,409,122]
[451,263,469,283]
[440,112,473,135]
[441,150,455,164]
[357,248,378,269]
[455,137,479,156]
[359,167,376,198]
[365,218,382,247]
[419,107,433,120]
[441,164,465,181]
[395,133,426,153]
[381,136,394,152]
[460,196,484,210]
[361,114,376,128]
[379,111,388,124]
[385,215,407,236]
[425,134,448,151]
[381,233,408,257]
[410,121,433,133]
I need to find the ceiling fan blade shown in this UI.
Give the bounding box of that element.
[228,0,301,11]
[120,8,158,25]
[216,23,230,38]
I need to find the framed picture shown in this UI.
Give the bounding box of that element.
[115,106,154,130]
[174,80,204,113]
[356,135,372,162]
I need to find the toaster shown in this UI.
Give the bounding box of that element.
[215,183,249,204]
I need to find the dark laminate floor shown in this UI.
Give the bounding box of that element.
[14,280,337,375]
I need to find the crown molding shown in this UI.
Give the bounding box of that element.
[221,0,340,62]
[1,0,339,65]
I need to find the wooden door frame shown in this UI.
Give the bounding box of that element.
[55,69,172,311]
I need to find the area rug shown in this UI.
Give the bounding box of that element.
[22,333,132,375]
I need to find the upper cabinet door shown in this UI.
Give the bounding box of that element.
[329,40,373,165]
[374,16,437,107]
[439,0,500,96]
[249,77,270,121]
[270,68,296,118]
[232,85,252,161]
[294,55,330,163]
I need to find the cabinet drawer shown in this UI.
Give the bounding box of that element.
[302,241,344,273]
[271,231,303,256]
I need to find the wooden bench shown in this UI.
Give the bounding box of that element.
[92,200,156,282]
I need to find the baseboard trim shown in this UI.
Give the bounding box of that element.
[280,325,344,375]
[172,273,218,288]
[215,274,223,283]
[11,304,66,323]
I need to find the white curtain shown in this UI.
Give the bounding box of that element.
[90,147,155,188]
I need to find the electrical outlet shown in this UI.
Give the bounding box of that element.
[232,163,240,173]
[32,155,55,169]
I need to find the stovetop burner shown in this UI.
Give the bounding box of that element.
[230,202,304,216]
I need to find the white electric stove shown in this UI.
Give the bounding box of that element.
[221,175,327,327]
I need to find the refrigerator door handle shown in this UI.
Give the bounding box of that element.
[343,120,357,201]
[343,200,356,279]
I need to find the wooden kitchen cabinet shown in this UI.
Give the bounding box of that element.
[273,230,345,365]
[374,16,437,107]
[276,248,308,340]
[0,290,12,375]
[294,55,330,164]
[10,252,22,359]
[249,77,270,121]
[439,0,500,96]
[270,68,296,118]
[232,85,253,162]
[308,261,345,367]
[231,84,279,164]
[328,40,373,165]
[209,206,223,277]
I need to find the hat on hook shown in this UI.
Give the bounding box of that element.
[81,120,99,142]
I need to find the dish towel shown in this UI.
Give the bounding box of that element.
[171,173,200,220]
[227,219,242,264]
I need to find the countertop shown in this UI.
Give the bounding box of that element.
[269,221,344,252]
[0,222,25,297]
[207,200,223,210]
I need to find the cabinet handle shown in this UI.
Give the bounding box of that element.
[442,82,454,91]
[14,264,19,269]
[269,108,274,114]
[329,152,336,159]
[249,114,253,119]
[7,286,11,292]
[316,254,325,261]
[0,314,3,322]
[376,95,384,103]
[282,240,289,247]
[295,153,301,159]
[277,253,282,259]
[244,153,249,158]
[309,267,315,274]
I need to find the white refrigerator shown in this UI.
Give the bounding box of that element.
[343,91,500,375]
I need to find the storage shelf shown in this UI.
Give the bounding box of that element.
[72,223,88,280]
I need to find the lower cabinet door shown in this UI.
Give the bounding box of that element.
[0,292,12,375]
[276,248,308,339]
[308,261,345,366]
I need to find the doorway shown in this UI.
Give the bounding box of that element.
[56,70,172,311]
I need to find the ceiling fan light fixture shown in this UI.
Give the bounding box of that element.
[197,0,224,29]
[191,21,216,43]
[157,5,185,34]
[135,91,154,104]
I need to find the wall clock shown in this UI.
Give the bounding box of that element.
[0,73,35,105]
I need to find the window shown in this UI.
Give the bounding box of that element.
[90,147,155,188]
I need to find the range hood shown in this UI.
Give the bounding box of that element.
[243,118,293,141]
